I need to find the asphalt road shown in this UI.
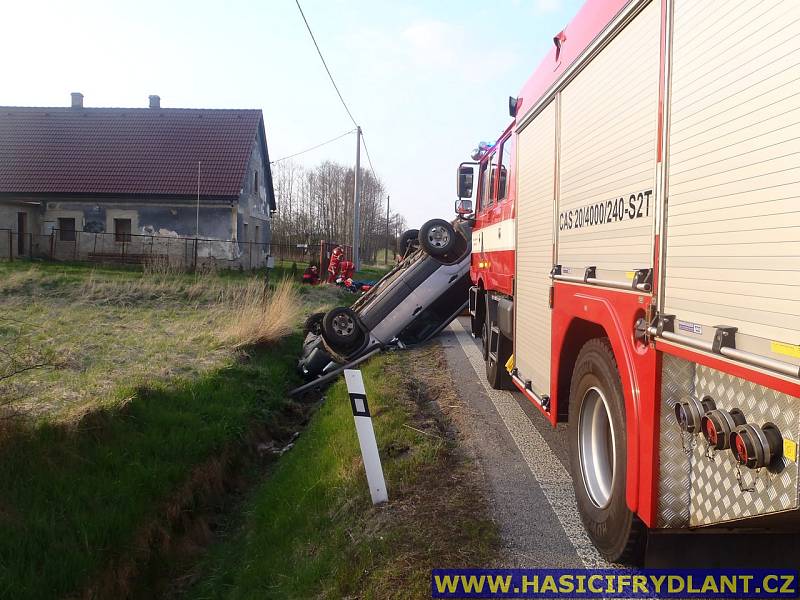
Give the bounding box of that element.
[439,317,800,570]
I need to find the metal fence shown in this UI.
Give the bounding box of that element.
[0,228,353,271]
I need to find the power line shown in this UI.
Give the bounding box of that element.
[270,129,356,164]
[360,132,379,182]
[295,0,358,128]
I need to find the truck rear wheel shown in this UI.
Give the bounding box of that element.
[567,338,645,564]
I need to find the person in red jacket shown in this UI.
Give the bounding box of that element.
[326,246,344,283]
[302,264,320,285]
[339,260,355,281]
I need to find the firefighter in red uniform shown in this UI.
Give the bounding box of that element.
[326,246,344,284]
[339,260,355,281]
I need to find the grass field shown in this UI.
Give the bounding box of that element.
[0,260,345,598]
[0,261,344,420]
[188,345,500,600]
[0,258,491,600]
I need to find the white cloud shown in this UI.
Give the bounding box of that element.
[402,20,462,69]
[400,19,518,83]
[535,0,561,14]
[342,18,518,86]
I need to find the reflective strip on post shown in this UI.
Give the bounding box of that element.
[344,369,388,505]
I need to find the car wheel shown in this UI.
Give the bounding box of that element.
[303,311,325,336]
[322,307,363,351]
[398,229,419,256]
[567,338,646,564]
[418,219,456,257]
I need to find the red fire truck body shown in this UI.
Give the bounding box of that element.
[464,0,800,562]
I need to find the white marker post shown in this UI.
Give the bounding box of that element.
[344,369,388,505]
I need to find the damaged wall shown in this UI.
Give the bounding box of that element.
[236,134,272,260]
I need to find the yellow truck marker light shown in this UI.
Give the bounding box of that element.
[771,341,800,359]
[783,438,797,463]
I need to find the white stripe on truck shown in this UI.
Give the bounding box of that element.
[472,218,516,253]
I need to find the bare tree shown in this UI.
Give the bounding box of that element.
[271,160,407,264]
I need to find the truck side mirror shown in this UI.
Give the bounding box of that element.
[457,163,477,199]
[455,199,473,215]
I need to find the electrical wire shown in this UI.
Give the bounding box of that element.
[270,129,356,164]
[295,0,358,128]
[360,132,379,182]
[294,0,382,186]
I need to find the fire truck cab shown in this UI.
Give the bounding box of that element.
[461,0,800,564]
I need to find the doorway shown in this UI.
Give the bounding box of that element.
[17,212,26,255]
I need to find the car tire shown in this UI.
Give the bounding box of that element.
[418,219,457,257]
[303,311,325,336]
[398,229,419,256]
[322,307,363,351]
[567,338,646,564]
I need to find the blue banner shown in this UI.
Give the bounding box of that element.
[431,569,799,598]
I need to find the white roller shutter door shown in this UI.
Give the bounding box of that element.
[515,101,556,397]
[664,0,800,345]
[558,0,660,276]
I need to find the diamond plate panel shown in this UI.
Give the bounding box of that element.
[657,355,695,527]
[689,364,800,526]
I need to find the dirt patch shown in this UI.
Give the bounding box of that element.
[345,344,502,598]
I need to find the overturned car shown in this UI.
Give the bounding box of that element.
[292,218,472,393]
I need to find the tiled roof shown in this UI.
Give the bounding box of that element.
[0,106,265,199]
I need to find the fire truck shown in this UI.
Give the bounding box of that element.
[458,0,800,563]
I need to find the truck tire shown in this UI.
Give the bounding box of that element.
[322,307,364,351]
[471,289,485,338]
[485,296,512,390]
[398,229,419,256]
[567,338,646,564]
[418,219,457,257]
[481,320,490,362]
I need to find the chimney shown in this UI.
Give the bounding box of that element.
[149,95,161,109]
[71,92,84,108]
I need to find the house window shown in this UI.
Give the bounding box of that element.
[114,218,132,242]
[58,218,76,242]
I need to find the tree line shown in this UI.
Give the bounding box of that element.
[270,160,407,264]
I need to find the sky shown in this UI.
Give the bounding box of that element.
[0,0,583,227]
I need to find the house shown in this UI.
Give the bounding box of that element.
[0,93,276,267]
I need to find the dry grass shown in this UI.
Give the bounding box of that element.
[221,279,302,349]
[0,263,331,420]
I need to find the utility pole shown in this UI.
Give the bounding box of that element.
[196,161,201,237]
[353,126,362,270]
[384,195,390,265]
